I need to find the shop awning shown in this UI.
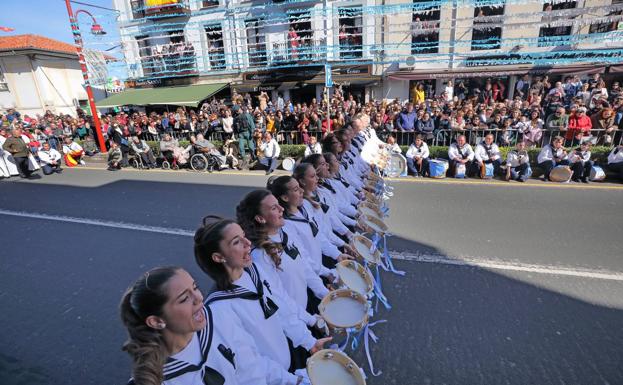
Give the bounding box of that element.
[96,83,227,108]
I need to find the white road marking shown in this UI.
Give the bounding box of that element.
[0,209,194,237]
[2,208,623,282]
[392,252,623,282]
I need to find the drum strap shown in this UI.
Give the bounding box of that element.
[614,147,620,155]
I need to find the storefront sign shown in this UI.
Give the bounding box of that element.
[333,65,370,76]
[244,67,322,82]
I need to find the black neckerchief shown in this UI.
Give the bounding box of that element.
[335,172,350,188]
[320,180,337,194]
[279,229,300,260]
[205,264,278,319]
[456,144,467,159]
[159,307,233,384]
[312,193,330,213]
[284,207,319,237]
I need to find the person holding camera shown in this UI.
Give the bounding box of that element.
[568,141,593,183]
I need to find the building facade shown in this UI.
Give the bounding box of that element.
[113,0,623,104]
[0,35,104,116]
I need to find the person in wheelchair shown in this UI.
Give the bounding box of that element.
[130,136,157,168]
[192,133,227,171]
[159,133,191,169]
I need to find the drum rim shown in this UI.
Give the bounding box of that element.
[335,260,374,295]
[307,349,367,385]
[319,289,369,330]
[550,165,573,182]
[361,214,388,233]
[351,234,382,264]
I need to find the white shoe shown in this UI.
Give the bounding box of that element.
[79,160,86,166]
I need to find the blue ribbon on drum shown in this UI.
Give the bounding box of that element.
[351,319,387,377]
[371,233,405,276]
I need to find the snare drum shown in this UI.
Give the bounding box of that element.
[429,159,449,178]
[386,153,407,178]
[335,260,374,296]
[281,157,296,171]
[358,205,382,219]
[307,349,366,385]
[319,289,369,334]
[358,214,388,235]
[590,165,606,181]
[351,235,382,265]
[549,165,573,182]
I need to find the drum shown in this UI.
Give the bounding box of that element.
[351,234,382,265]
[363,190,381,205]
[319,289,369,334]
[429,159,449,178]
[480,163,494,179]
[455,163,466,178]
[335,260,374,296]
[358,214,388,235]
[307,349,366,385]
[281,157,296,171]
[386,153,407,177]
[590,165,606,181]
[358,205,382,219]
[549,165,573,182]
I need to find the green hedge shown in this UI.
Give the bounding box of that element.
[104,140,615,166]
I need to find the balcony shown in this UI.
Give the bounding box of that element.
[131,0,191,21]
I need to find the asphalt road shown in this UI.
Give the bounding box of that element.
[1,168,622,385]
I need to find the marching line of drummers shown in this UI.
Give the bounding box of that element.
[120,117,397,385]
[401,133,616,183]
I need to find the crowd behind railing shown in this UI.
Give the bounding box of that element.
[2,71,623,181]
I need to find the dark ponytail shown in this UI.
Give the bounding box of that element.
[236,189,283,268]
[292,163,320,209]
[194,215,237,291]
[267,175,294,213]
[120,267,180,385]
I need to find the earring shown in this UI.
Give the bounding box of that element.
[159,323,166,329]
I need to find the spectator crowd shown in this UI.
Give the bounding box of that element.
[2,71,623,182]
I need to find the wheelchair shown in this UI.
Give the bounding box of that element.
[190,152,219,172]
[129,149,147,169]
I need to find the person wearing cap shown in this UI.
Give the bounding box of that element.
[568,142,593,183]
[566,107,592,146]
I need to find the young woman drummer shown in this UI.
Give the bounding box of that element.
[194,217,330,384]
[323,152,361,207]
[120,266,240,385]
[302,154,359,225]
[237,188,329,321]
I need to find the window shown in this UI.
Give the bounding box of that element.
[538,1,576,47]
[201,0,219,8]
[205,25,225,69]
[411,0,441,54]
[589,0,623,34]
[287,10,313,61]
[246,19,266,67]
[472,5,505,51]
[131,0,145,19]
[338,6,363,59]
[0,68,7,92]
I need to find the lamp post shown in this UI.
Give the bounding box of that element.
[65,0,107,153]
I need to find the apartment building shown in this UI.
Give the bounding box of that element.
[111,0,623,105]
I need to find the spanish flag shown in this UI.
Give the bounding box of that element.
[145,0,179,6]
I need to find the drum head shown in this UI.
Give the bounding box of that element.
[307,349,366,385]
[361,214,388,234]
[282,157,295,171]
[336,260,374,296]
[550,166,572,182]
[352,235,382,264]
[319,289,368,330]
[358,205,382,219]
[386,153,407,178]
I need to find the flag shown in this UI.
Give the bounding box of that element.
[0,27,14,32]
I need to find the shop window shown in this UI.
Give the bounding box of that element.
[205,25,226,69]
[538,1,576,47]
[471,5,505,51]
[246,19,267,67]
[338,6,363,59]
[589,0,623,34]
[411,0,440,54]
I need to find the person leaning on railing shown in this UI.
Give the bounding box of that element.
[566,107,592,147]
[591,108,617,146]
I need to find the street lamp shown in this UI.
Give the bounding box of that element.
[65,1,108,153]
